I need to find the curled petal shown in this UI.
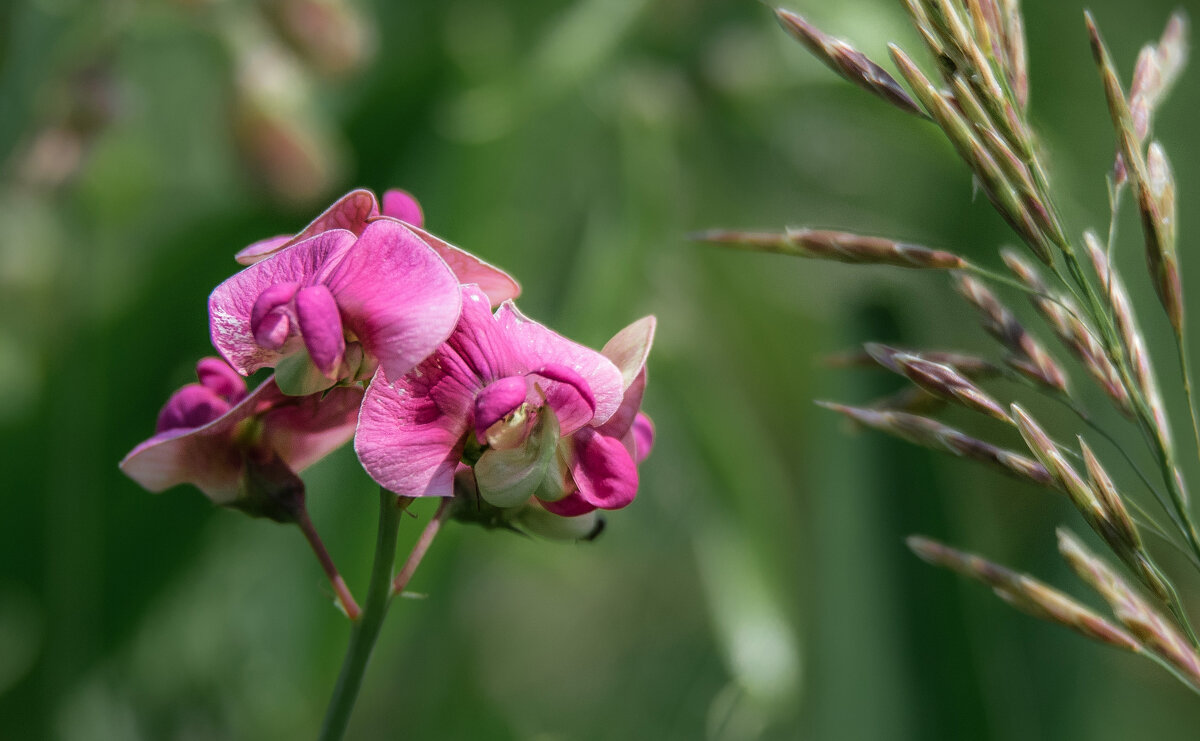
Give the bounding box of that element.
[156,384,232,433]
[596,368,646,440]
[381,189,424,226]
[195,357,247,403]
[295,284,346,378]
[567,427,639,510]
[474,376,529,441]
[527,363,596,435]
[325,219,461,380]
[250,282,300,349]
[211,229,356,374]
[495,302,624,429]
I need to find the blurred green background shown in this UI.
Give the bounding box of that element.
[5,0,1200,738]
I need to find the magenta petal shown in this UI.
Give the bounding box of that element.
[234,234,292,266]
[250,282,299,349]
[397,222,520,306]
[355,368,469,497]
[261,385,363,471]
[195,357,246,403]
[292,189,379,242]
[595,368,646,440]
[567,427,638,510]
[381,189,424,227]
[474,376,528,441]
[495,302,624,430]
[527,363,596,435]
[540,491,596,517]
[326,219,461,380]
[156,384,232,433]
[630,412,654,463]
[295,284,346,378]
[211,229,357,375]
[123,379,285,502]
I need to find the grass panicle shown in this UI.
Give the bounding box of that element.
[692,228,968,269]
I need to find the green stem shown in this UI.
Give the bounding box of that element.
[1175,334,1200,466]
[317,489,407,741]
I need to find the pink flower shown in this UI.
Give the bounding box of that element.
[120,357,363,510]
[233,187,520,306]
[354,285,627,506]
[540,316,656,517]
[209,219,464,393]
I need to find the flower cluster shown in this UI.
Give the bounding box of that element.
[122,186,655,588]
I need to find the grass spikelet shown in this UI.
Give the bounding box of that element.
[692,228,968,269]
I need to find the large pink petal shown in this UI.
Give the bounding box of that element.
[495,302,624,431]
[210,229,357,375]
[121,380,286,503]
[234,189,380,265]
[391,220,520,306]
[325,219,461,381]
[355,368,470,497]
[381,189,424,227]
[262,385,363,471]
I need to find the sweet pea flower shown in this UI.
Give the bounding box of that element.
[233,187,520,306]
[355,285,626,509]
[120,357,362,508]
[209,218,464,395]
[121,357,364,617]
[540,316,656,517]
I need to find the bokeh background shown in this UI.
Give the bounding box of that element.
[5,0,1200,738]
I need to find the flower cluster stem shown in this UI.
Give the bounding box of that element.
[317,489,407,741]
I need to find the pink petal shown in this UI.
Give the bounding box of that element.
[595,368,646,440]
[325,219,462,381]
[295,284,346,378]
[630,412,654,463]
[381,189,424,226]
[474,376,529,442]
[211,229,357,375]
[526,363,596,435]
[600,315,656,389]
[540,491,595,517]
[567,427,638,510]
[234,235,292,266]
[123,380,285,502]
[155,384,231,433]
[495,302,624,431]
[394,221,520,306]
[233,189,380,265]
[355,368,470,497]
[261,385,364,471]
[195,357,247,403]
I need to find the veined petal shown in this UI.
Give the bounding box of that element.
[261,384,363,471]
[355,368,469,497]
[601,315,656,389]
[234,234,292,266]
[394,220,520,306]
[495,302,624,429]
[295,284,346,378]
[381,189,424,227]
[325,219,461,381]
[234,189,380,265]
[210,229,357,375]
